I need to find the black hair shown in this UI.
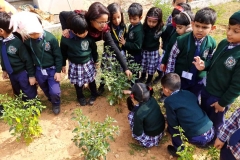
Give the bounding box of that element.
[161,73,181,92]
[67,12,88,34]
[171,3,191,17]
[143,7,164,33]
[174,10,194,26]
[229,18,240,25]
[107,3,125,27]
[0,11,13,34]
[85,2,109,24]
[194,7,217,25]
[128,3,143,17]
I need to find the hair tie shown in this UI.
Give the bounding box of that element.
[181,11,192,24]
[147,16,158,20]
[149,87,152,90]
[174,6,184,12]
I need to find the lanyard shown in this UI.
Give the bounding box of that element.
[30,37,46,68]
[112,25,125,49]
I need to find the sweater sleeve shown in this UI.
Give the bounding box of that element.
[124,30,143,51]
[60,36,68,66]
[51,38,63,73]
[18,44,35,77]
[103,31,128,71]
[59,11,74,30]
[165,102,179,128]
[133,112,144,136]
[91,39,98,63]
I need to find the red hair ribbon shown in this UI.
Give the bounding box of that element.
[174,6,184,12]
[130,94,134,99]
[149,87,152,91]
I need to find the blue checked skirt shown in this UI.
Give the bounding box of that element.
[128,111,163,148]
[68,60,96,86]
[141,50,160,75]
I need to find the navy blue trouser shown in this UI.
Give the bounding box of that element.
[201,89,230,132]
[35,67,61,106]
[9,70,37,101]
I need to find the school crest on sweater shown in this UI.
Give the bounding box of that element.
[81,40,89,50]
[7,45,17,54]
[129,31,134,39]
[44,42,51,51]
[225,56,236,69]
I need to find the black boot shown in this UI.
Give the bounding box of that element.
[146,75,153,86]
[74,84,86,106]
[153,70,163,84]
[88,80,99,105]
[139,72,146,83]
[98,78,105,95]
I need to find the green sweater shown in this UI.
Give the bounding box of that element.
[142,26,163,51]
[60,34,98,66]
[0,35,35,77]
[133,97,165,136]
[165,90,213,137]
[176,32,216,79]
[24,31,62,73]
[124,23,144,56]
[161,32,179,65]
[205,39,240,107]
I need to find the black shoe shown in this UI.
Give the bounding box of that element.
[139,77,146,83]
[153,75,162,84]
[78,98,87,106]
[0,104,3,116]
[167,145,179,157]
[98,85,105,95]
[88,96,97,105]
[52,105,60,115]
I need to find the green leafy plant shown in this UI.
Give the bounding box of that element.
[71,108,119,160]
[0,93,46,144]
[173,126,195,160]
[154,0,172,23]
[101,46,141,106]
[204,146,220,160]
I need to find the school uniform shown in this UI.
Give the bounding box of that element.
[128,97,165,147]
[201,39,240,130]
[60,31,98,99]
[141,26,163,76]
[168,32,216,98]
[124,22,144,65]
[217,108,240,160]
[102,24,127,71]
[24,30,62,107]
[0,34,37,100]
[164,90,214,149]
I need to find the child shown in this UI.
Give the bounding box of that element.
[10,12,62,115]
[153,2,191,85]
[98,2,127,94]
[119,3,144,79]
[193,10,240,131]
[60,13,99,106]
[161,73,214,157]
[138,7,164,86]
[214,108,240,160]
[166,7,216,99]
[161,10,194,73]
[124,83,165,147]
[0,11,37,101]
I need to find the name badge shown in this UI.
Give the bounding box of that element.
[182,71,193,80]
[41,69,48,76]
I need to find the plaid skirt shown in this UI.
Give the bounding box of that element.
[141,50,160,75]
[68,60,96,86]
[128,111,163,148]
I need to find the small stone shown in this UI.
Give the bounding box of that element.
[169,155,173,159]
[115,154,119,158]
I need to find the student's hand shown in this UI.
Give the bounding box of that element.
[2,71,9,79]
[211,101,225,113]
[62,29,70,38]
[29,77,36,85]
[192,56,205,71]
[123,90,131,95]
[54,73,61,82]
[95,63,99,69]
[62,66,66,74]
[119,36,126,45]
[160,64,166,72]
[125,70,132,79]
[214,138,225,149]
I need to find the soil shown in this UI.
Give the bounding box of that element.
[0,78,175,160]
